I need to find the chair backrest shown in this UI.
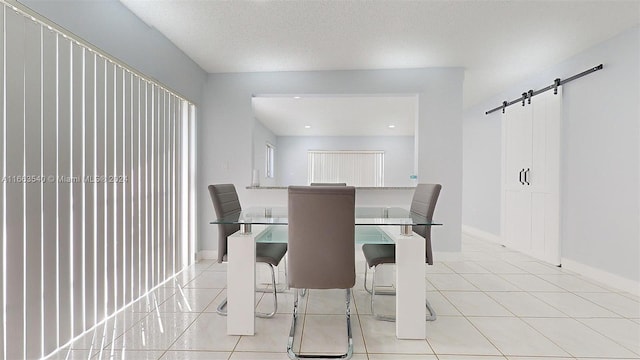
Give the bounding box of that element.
[208,184,241,263]
[310,182,347,186]
[410,183,442,265]
[288,186,356,289]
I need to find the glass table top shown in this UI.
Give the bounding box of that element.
[210,206,442,227]
[256,225,396,244]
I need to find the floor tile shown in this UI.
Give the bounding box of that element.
[170,312,239,351]
[160,350,231,359]
[507,357,573,360]
[461,274,522,291]
[172,268,204,286]
[305,289,353,315]
[577,292,640,318]
[157,288,222,313]
[486,292,566,317]
[443,261,491,274]
[191,259,217,269]
[234,314,294,353]
[425,316,501,356]
[499,274,564,292]
[442,291,512,316]
[424,261,455,273]
[439,356,507,360]
[359,316,433,354]
[579,317,640,354]
[536,274,610,292]
[299,315,366,355]
[468,317,570,357]
[475,261,528,274]
[426,291,462,316]
[72,310,147,351]
[524,317,638,358]
[228,352,292,360]
[129,287,179,313]
[94,349,165,359]
[532,292,620,317]
[368,354,438,359]
[427,273,478,291]
[202,289,264,313]
[353,288,394,317]
[256,288,307,315]
[184,271,227,289]
[114,312,198,351]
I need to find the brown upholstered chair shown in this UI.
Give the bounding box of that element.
[310,182,347,186]
[362,183,442,322]
[208,184,287,318]
[286,186,356,360]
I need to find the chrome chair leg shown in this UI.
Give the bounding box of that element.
[369,264,437,322]
[216,263,278,318]
[287,288,353,360]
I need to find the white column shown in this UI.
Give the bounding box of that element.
[384,227,426,339]
[226,225,267,335]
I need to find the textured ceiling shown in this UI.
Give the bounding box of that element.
[119,0,639,109]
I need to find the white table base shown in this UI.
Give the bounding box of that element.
[227,225,427,339]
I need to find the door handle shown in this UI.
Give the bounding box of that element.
[518,169,524,185]
[524,168,530,185]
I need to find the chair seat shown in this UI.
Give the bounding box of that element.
[362,243,431,268]
[257,243,288,266]
[362,244,396,268]
[221,243,287,267]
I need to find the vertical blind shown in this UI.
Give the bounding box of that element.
[308,150,384,187]
[1,3,196,359]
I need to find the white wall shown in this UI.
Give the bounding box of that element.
[276,135,414,186]
[463,26,640,284]
[201,68,464,252]
[18,0,207,105]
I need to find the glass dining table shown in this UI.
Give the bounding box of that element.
[211,206,442,340]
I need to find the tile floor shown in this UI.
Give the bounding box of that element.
[48,234,640,360]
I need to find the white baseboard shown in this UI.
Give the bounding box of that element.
[462,225,502,245]
[198,250,217,261]
[561,258,640,296]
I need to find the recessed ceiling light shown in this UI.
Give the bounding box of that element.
[294,96,301,99]
[304,125,311,129]
[388,124,396,128]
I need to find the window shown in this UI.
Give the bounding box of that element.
[265,143,275,178]
[308,150,384,186]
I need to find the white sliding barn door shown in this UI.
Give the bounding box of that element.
[501,88,561,265]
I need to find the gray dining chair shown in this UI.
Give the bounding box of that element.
[208,184,287,318]
[362,183,442,322]
[286,186,356,360]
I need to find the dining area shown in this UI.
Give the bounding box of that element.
[49,189,639,359]
[209,183,443,359]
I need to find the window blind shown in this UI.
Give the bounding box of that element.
[0,4,197,359]
[308,150,384,187]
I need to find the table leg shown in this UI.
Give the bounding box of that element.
[227,230,257,335]
[393,230,426,339]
